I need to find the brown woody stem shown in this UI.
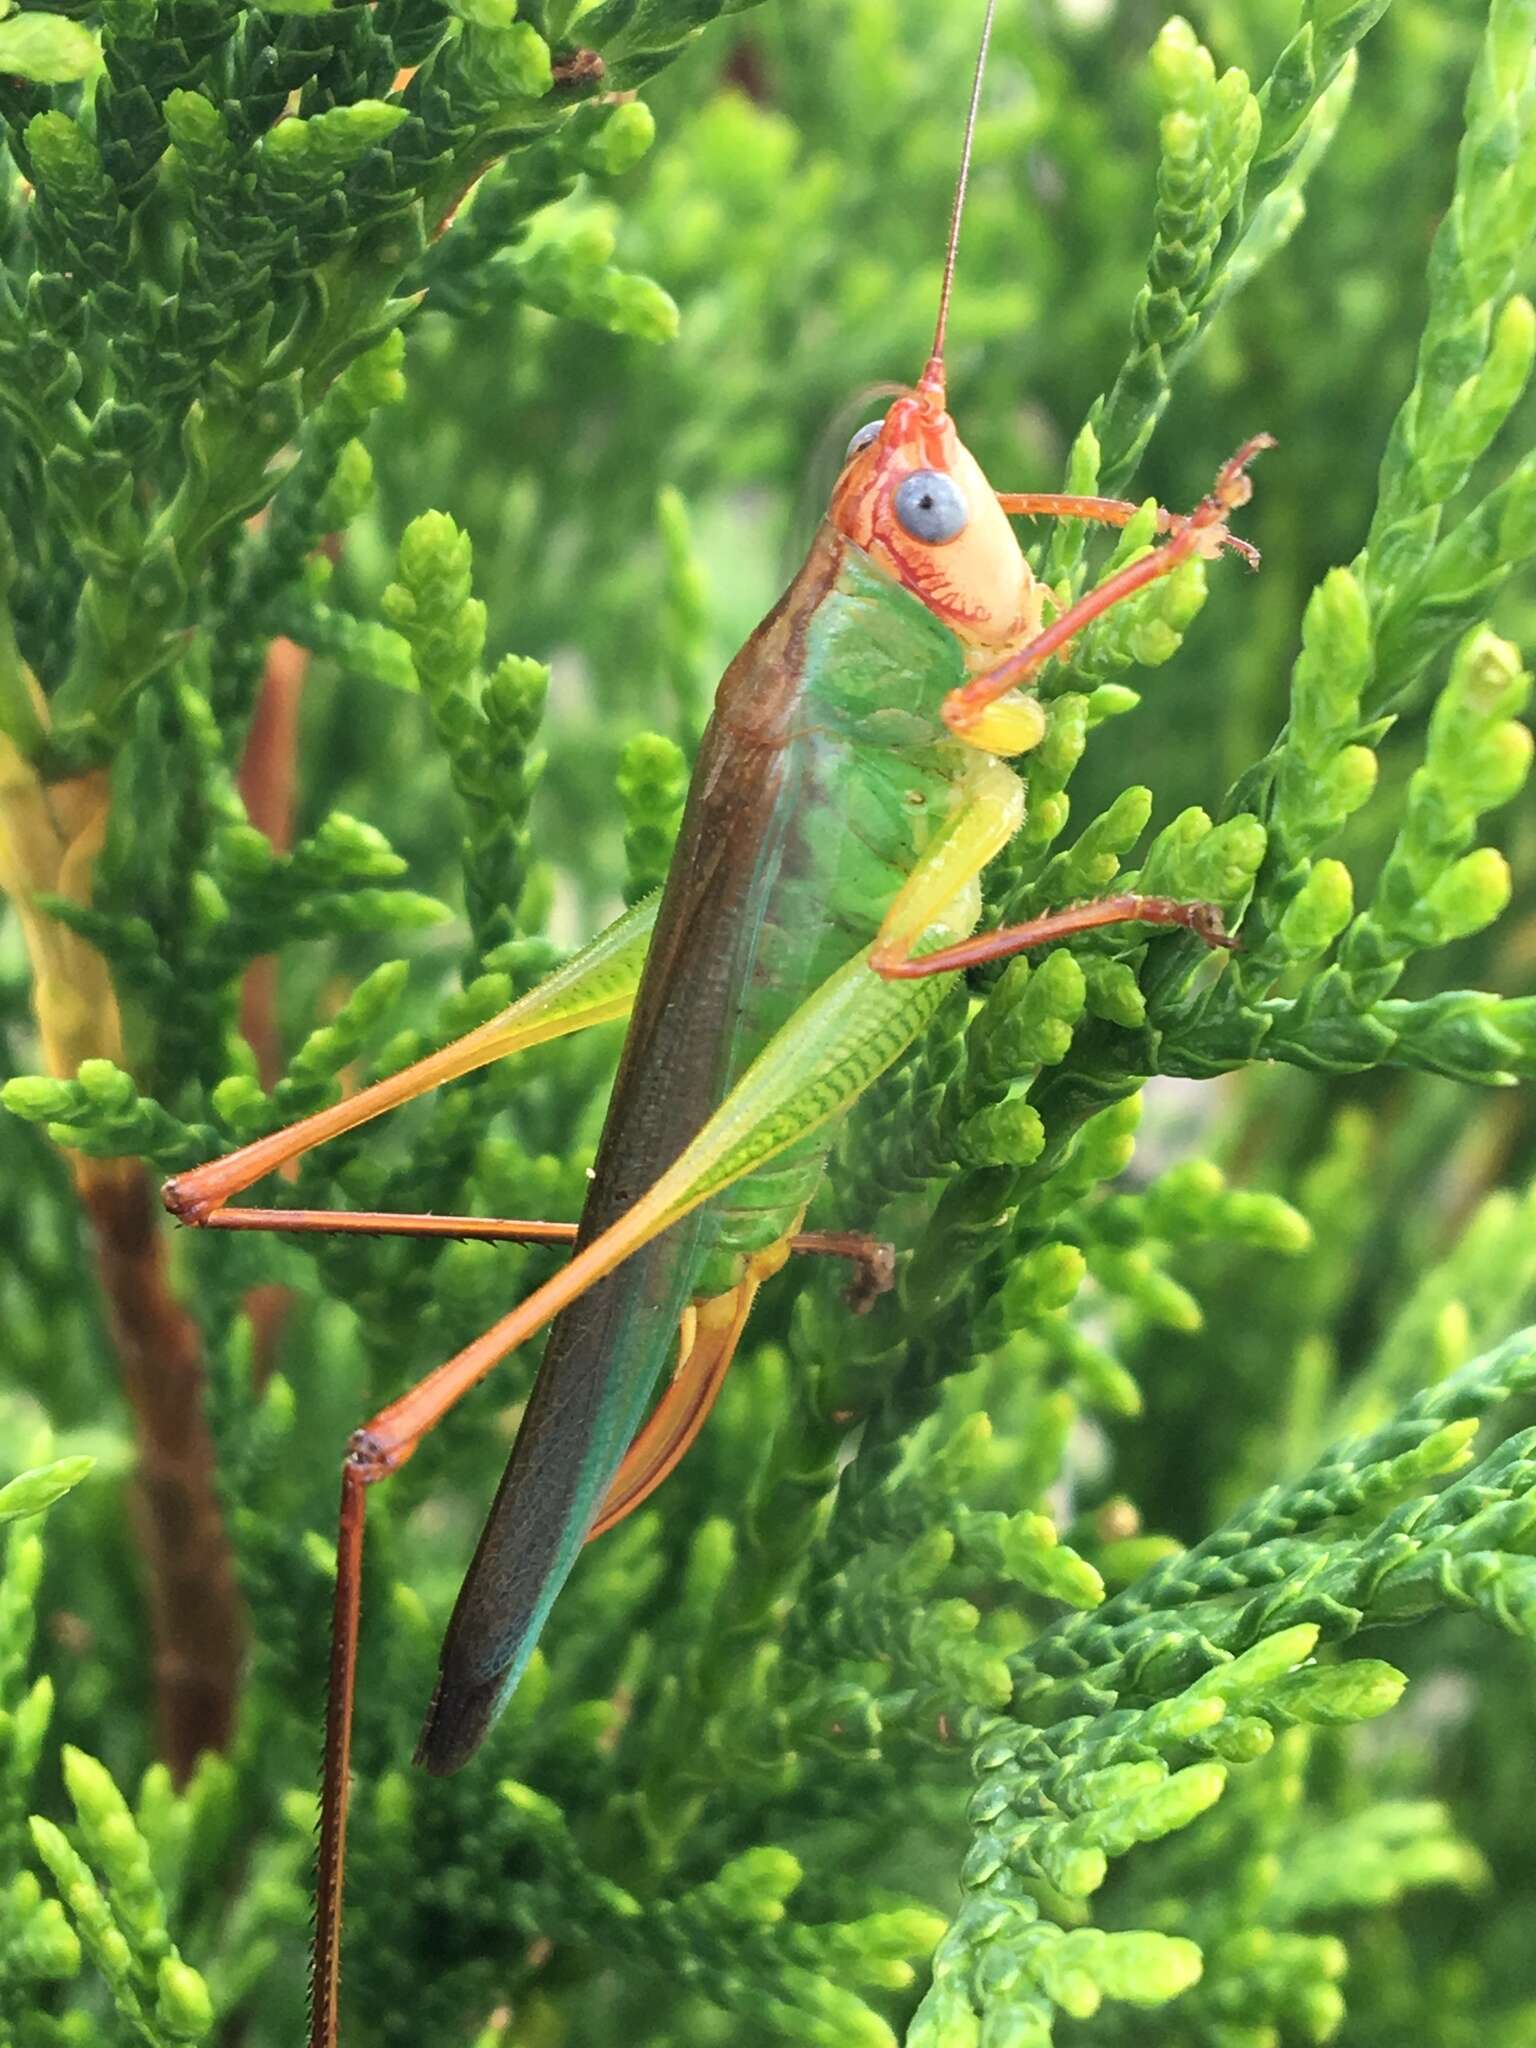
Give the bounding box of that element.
[78,1161,244,1773]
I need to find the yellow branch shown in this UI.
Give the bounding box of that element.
[0,676,123,1096]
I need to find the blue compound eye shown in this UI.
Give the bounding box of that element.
[845,420,882,458]
[893,468,968,545]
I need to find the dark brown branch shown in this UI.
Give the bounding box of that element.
[80,1161,244,1776]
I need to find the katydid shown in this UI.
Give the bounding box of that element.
[162,5,1265,2039]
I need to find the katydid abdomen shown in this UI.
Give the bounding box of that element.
[416,528,978,1772]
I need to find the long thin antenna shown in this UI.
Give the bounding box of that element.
[928,0,999,379]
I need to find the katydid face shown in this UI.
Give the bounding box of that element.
[829,384,1038,654]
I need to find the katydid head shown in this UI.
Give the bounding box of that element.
[829,390,1031,651]
[826,0,1031,657]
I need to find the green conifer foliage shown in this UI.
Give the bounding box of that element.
[2,0,1535,2041]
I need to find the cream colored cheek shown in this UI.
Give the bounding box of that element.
[961,558,1043,655]
[957,531,1036,648]
[1011,557,1045,640]
[961,482,1035,636]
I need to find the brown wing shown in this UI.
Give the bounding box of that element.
[416,526,847,1773]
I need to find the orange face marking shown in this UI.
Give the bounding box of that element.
[829,384,1037,654]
